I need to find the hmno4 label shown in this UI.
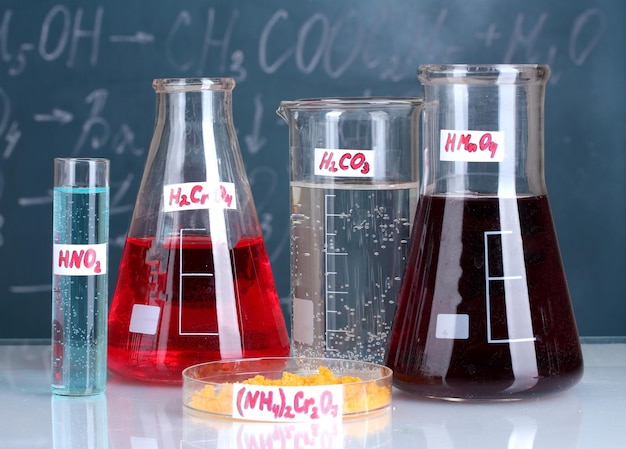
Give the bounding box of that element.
[314,148,374,177]
[440,130,505,162]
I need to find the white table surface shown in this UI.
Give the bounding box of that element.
[1,338,624,449]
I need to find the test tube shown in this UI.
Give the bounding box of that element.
[52,158,109,395]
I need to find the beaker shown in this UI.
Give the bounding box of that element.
[277,98,421,364]
[386,64,584,400]
[108,78,290,383]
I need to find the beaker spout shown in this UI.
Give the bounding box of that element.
[276,104,289,122]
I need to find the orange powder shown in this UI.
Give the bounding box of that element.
[189,366,391,416]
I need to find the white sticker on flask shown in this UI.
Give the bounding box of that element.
[163,182,236,212]
[129,304,161,335]
[129,436,158,449]
[436,313,469,339]
[314,148,374,177]
[53,243,107,276]
[440,130,505,162]
[231,383,343,422]
[293,298,314,345]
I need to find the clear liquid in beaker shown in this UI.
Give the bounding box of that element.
[291,181,417,363]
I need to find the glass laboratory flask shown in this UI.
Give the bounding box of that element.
[386,65,583,400]
[277,98,421,364]
[108,78,290,383]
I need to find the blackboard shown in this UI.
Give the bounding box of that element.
[1,0,624,338]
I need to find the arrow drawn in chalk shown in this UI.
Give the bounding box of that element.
[244,94,267,155]
[2,121,21,160]
[33,109,73,124]
[109,32,155,44]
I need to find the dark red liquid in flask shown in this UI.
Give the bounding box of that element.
[386,64,584,400]
[108,235,290,383]
[386,194,583,399]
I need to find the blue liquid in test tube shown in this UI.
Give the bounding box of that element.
[52,158,109,396]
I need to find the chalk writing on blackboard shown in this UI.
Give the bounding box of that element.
[244,93,266,155]
[33,108,73,124]
[247,164,290,262]
[161,8,247,80]
[71,88,144,157]
[0,87,21,159]
[1,6,102,75]
[569,9,605,65]
[0,1,620,340]
[501,9,605,83]
[0,6,607,82]
[109,32,154,44]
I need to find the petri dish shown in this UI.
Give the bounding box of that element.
[182,357,392,422]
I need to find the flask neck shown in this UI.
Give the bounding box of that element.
[419,65,549,197]
[150,80,238,188]
[155,86,234,132]
[130,78,259,241]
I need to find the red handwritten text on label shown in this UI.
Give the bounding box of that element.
[163,182,236,212]
[314,148,374,177]
[440,130,505,162]
[53,243,107,276]
[233,384,343,422]
[235,421,341,449]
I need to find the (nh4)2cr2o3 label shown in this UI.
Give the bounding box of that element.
[232,384,344,422]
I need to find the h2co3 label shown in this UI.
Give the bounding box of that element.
[314,148,374,177]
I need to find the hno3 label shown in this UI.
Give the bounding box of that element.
[53,243,107,276]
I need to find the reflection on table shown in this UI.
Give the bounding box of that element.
[1,340,625,449]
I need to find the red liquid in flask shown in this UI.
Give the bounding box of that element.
[386,194,583,400]
[108,235,290,383]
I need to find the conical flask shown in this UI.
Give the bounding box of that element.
[386,65,584,400]
[108,78,290,383]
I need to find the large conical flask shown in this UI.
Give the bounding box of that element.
[386,65,584,400]
[108,78,290,383]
